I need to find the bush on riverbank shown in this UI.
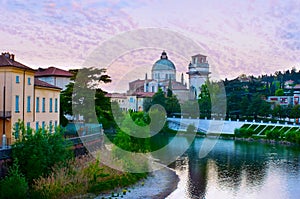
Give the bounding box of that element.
[11,121,73,184]
[1,121,147,198]
[234,128,255,138]
[285,130,300,144]
[265,129,282,141]
[234,126,300,145]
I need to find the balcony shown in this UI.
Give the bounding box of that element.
[0,111,11,119]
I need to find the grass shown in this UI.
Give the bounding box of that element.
[31,155,147,199]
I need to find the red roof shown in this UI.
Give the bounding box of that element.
[34,78,61,90]
[0,52,35,71]
[105,93,127,99]
[35,66,73,77]
[133,92,155,98]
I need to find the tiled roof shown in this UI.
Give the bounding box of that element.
[105,93,127,98]
[34,78,61,90]
[0,52,35,71]
[132,92,155,98]
[35,66,73,77]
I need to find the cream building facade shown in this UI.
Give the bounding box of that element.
[0,52,61,146]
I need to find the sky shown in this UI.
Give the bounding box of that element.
[1,0,300,92]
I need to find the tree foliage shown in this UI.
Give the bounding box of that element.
[290,105,300,118]
[12,122,73,184]
[60,67,111,124]
[145,88,180,117]
[198,84,211,118]
[0,160,28,199]
[275,88,284,96]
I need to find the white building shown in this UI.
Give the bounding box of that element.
[187,54,210,99]
[107,51,210,111]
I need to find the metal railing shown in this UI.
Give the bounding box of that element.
[0,133,101,160]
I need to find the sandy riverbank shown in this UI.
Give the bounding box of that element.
[95,167,179,199]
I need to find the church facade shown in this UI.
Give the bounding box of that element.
[127,51,210,101]
[108,51,210,111]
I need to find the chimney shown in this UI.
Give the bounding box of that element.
[10,54,15,61]
[4,52,10,58]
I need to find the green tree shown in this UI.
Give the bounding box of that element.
[12,122,73,184]
[198,84,211,118]
[275,88,284,96]
[143,98,152,112]
[273,104,283,119]
[248,94,271,119]
[146,88,180,117]
[240,96,250,116]
[165,95,181,116]
[290,105,300,119]
[62,67,111,123]
[151,88,166,108]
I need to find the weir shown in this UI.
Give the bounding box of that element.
[167,118,300,135]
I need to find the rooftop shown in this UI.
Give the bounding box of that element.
[35,66,73,77]
[0,52,35,71]
[34,78,61,90]
[152,51,176,71]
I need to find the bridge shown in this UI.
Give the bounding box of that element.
[167,117,300,135]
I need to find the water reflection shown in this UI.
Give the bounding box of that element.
[167,137,300,199]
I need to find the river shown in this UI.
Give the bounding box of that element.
[154,136,300,199]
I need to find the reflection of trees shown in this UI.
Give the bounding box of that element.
[171,136,300,198]
[214,156,243,190]
[187,141,208,198]
[244,162,267,187]
[186,139,270,198]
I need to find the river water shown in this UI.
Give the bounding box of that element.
[156,136,300,199]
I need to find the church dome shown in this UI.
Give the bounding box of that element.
[152,51,176,71]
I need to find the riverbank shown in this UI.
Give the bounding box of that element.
[95,167,179,199]
[233,136,300,147]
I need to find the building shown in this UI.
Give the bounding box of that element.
[106,92,154,112]
[106,93,128,111]
[0,52,61,146]
[35,66,73,90]
[267,94,300,107]
[108,51,210,111]
[128,51,210,102]
[187,54,210,99]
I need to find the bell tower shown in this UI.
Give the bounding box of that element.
[187,54,210,99]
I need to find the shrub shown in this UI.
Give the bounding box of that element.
[266,129,281,141]
[285,130,296,143]
[0,160,28,199]
[12,121,73,184]
[234,127,254,138]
